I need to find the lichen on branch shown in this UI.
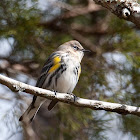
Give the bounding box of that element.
[93,0,140,27]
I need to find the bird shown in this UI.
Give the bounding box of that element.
[19,40,89,122]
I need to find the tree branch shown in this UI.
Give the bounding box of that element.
[93,0,140,28]
[0,74,140,117]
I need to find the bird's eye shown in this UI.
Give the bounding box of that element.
[73,46,78,50]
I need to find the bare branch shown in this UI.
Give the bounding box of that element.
[61,1,102,18]
[70,22,108,35]
[39,2,102,27]
[0,59,39,77]
[0,74,140,117]
[93,0,140,28]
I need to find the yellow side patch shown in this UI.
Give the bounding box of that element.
[53,56,61,64]
[78,66,81,79]
[48,56,61,73]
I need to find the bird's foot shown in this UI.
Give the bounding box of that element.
[67,93,77,102]
[52,90,57,95]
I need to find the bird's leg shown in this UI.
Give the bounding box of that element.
[67,93,77,102]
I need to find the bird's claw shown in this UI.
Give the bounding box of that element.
[52,90,57,95]
[67,93,77,102]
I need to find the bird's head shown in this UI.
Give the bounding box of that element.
[58,40,90,62]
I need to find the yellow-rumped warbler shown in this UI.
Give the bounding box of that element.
[19,40,89,122]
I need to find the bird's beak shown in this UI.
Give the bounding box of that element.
[81,49,91,52]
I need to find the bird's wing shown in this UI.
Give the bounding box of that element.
[19,52,65,122]
[36,51,64,88]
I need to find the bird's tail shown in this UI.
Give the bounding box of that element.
[48,100,58,111]
[19,96,46,122]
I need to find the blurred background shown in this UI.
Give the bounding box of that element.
[0,0,140,140]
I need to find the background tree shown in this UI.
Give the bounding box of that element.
[0,0,140,140]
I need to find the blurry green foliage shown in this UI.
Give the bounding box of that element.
[1,0,140,140]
